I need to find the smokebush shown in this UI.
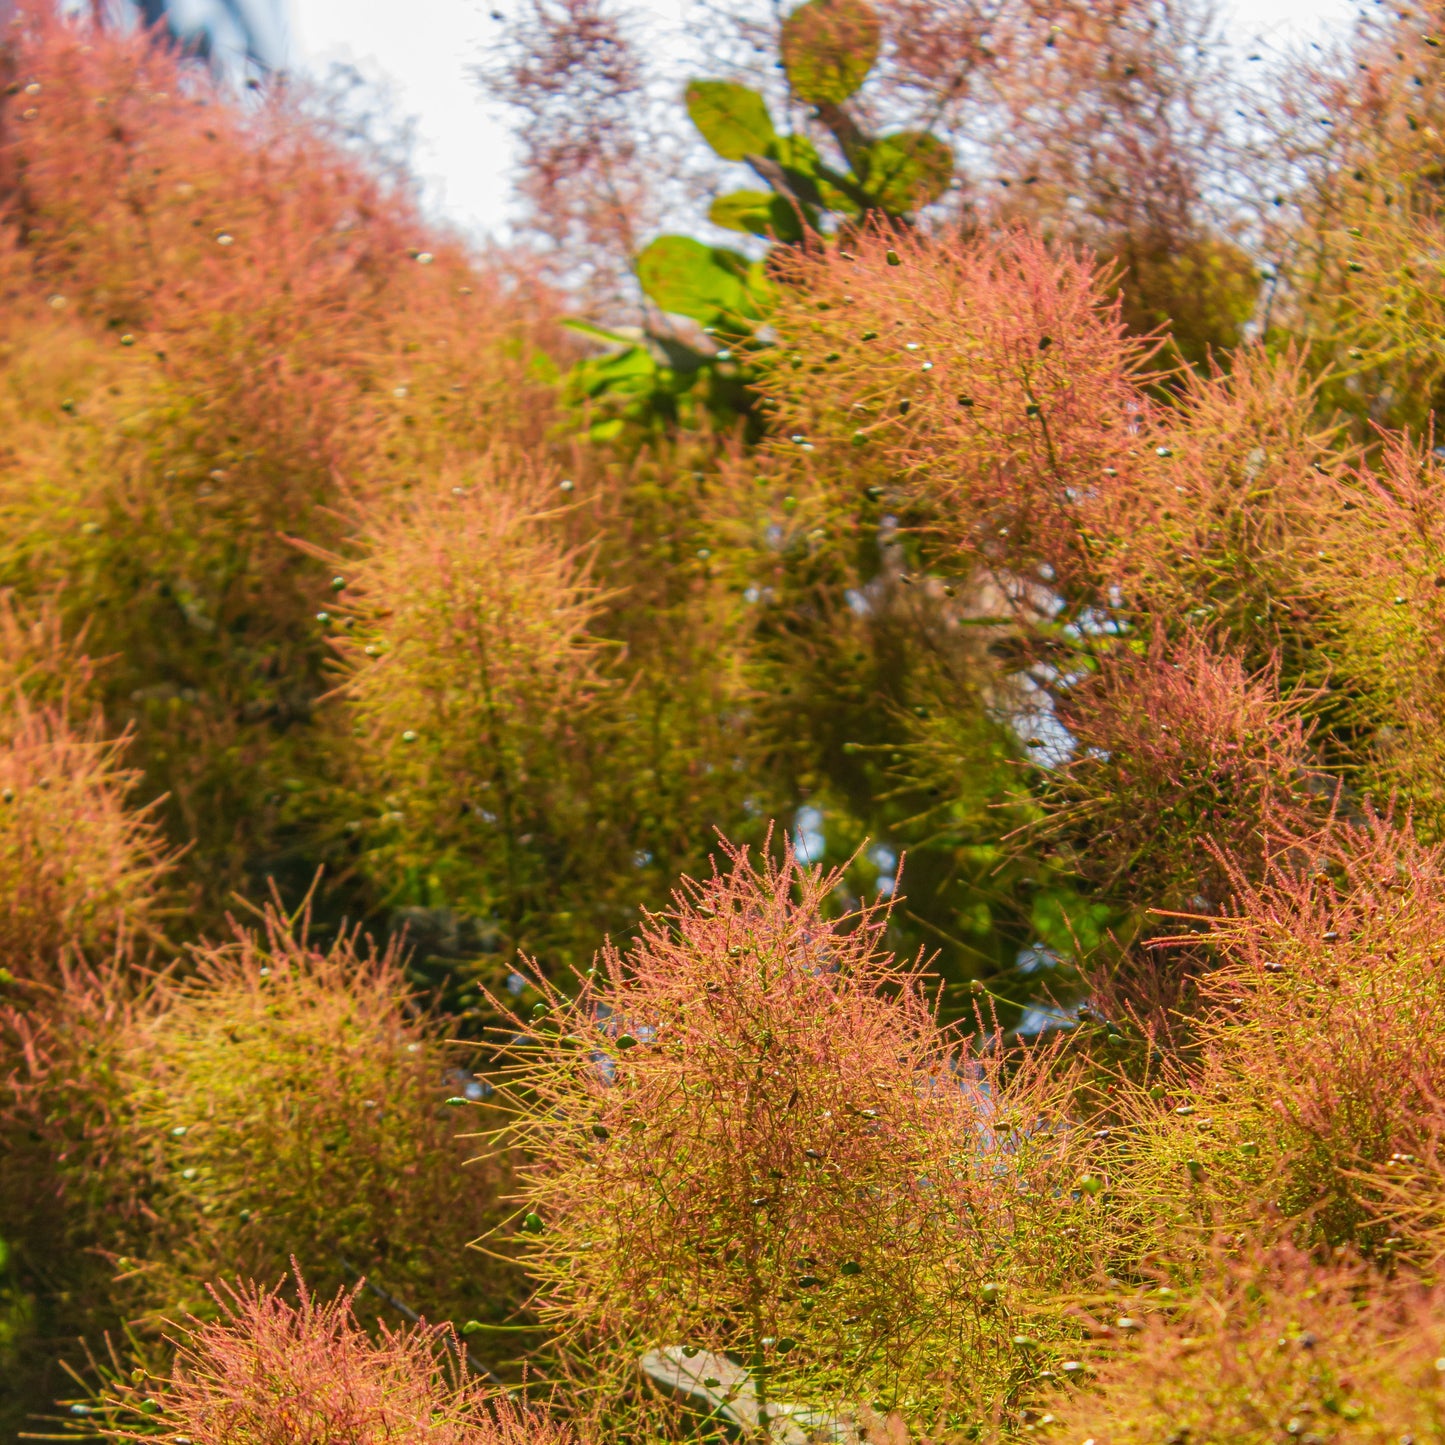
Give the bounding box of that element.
[491,838,1114,1433]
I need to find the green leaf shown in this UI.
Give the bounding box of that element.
[743,259,775,313]
[647,332,711,374]
[764,135,826,209]
[708,189,806,243]
[685,81,778,161]
[709,189,776,232]
[764,135,862,214]
[636,235,770,327]
[767,133,823,175]
[1030,888,1113,959]
[585,346,659,391]
[780,0,880,105]
[562,318,640,346]
[860,131,955,213]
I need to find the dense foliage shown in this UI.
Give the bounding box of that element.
[4,0,1445,1441]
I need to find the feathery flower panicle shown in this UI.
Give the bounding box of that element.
[490,835,1113,1433]
[763,225,1157,595]
[1314,433,1445,832]
[980,0,1250,367]
[479,0,665,313]
[1102,346,1348,680]
[0,589,169,976]
[1200,815,1445,1253]
[1013,349,1355,948]
[1,950,150,1277]
[1,5,556,514]
[315,449,611,962]
[1039,629,1326,916]
[118,904,517,1332]
[1269,0,1445,431]
[1099,814,1445,1260]
[0,5,560,917]
[0,949,158,1420]
[1,908,520,1418]
[86,1270,571,1445]
[0,700,171,977]
[0,589,99,712]
[1045,1244,1445,1445]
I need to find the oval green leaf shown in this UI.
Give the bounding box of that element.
[686,80,778,161]
[780,0,880,105]
[767,133,822,176]
[709,189,778,233]
[861,131,955,213]
[636,235,770,327]
[708,190,807,243]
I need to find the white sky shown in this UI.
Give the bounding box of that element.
[287,0,1361,244]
